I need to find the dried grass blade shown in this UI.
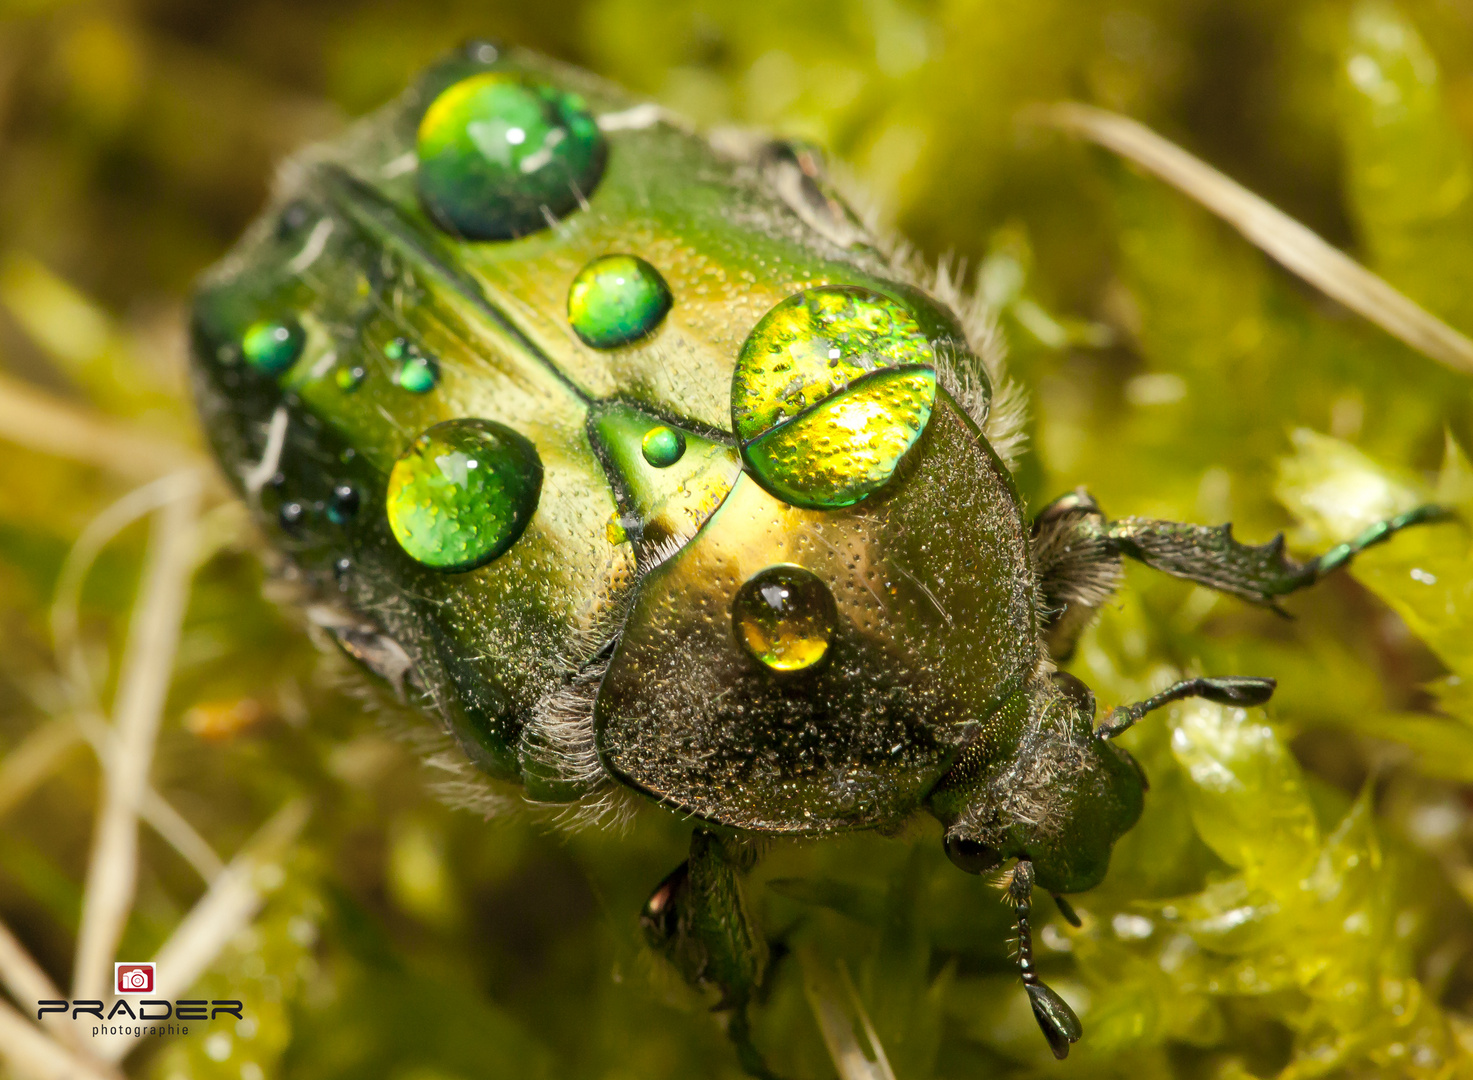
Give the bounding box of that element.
[1037,101,1473,377]
[96,798,310,1063]
[72,474,202,1000]
[0,371,208,483]
[0,918,76,1047]
[801,953,896,1080]
[0,998,120,1080]
[0,718,83,823]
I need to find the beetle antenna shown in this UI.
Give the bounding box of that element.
[1009,860,1082,1060]
[1095,675,1276,740]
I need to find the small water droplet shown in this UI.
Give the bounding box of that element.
[242,318,305,375]
[279,501,306,535]
[460,38,501,64]
[327,484,360,525]
[275,200,314,240]
[568,254,672,348]
[336,365,366,392]
[397,354,440,394]
[640,424,686,468]
[732,564,837,673]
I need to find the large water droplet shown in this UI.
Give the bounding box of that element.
[730,286,936,509]
[640,424,685,468]
[416,72,606,241]
[732,564,837,673]
[242,318,305,375]
[386,418,543,572]
[742,367,935,509]
[568,254,672,348]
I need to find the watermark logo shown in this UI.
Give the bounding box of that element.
[114,962,155,996]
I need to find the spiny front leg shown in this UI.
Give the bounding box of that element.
[1102,503,1454,609]
[641,828,775,1079]
[1030,487,1454,660]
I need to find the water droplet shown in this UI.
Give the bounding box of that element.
[242,319,305,375]
[640,424,686,468]
[386,418,543,572]
[335,365,366,392]
[732,564,837,673]
[384,337,409,362]
[416,72,606,241]
[568,254,672,348]
[396,354,440,394]
[731,286,936,509]
[327,484,360,525]
[275,200,314,240]
[460,38,501,65]
[279,501,306,535]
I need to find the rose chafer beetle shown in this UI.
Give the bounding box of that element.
[189,41,1450,1073]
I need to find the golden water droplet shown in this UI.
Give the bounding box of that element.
[732,564,837,673]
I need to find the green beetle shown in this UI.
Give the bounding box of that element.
[189,41,1448,1072]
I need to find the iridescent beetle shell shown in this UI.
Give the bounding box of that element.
[190,42,1035,820]
[191,45,1452,1068]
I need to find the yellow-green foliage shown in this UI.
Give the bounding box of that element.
[2,1,1473,1079]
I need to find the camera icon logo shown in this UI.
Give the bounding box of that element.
[114,962,155,995]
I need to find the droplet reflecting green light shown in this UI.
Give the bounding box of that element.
[416,72,606,241]
[241,319,305,375]
[335,365,365,392]
[327,483,360,525]
[730,286,937,509]
[732,565,838,673]
[568,255,672,348]
[640,424,686,468]
[397,355,439,394]
[386,418,543,572]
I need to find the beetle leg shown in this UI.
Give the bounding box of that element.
[1095,675,1277,739]
[1009,859,1082,1059]
[640,829,777,1079]
[1104,504,1454,610]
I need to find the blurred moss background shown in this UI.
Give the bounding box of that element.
[4,1,1473,1078]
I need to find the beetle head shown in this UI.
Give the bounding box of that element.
[930,672,1146,895]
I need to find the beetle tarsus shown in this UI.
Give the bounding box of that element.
[1096,675,1276,739]
[1011,860,1082,1060]
[1307,504,1455,579]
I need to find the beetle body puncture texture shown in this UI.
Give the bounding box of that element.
[190,42,1451,1072]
